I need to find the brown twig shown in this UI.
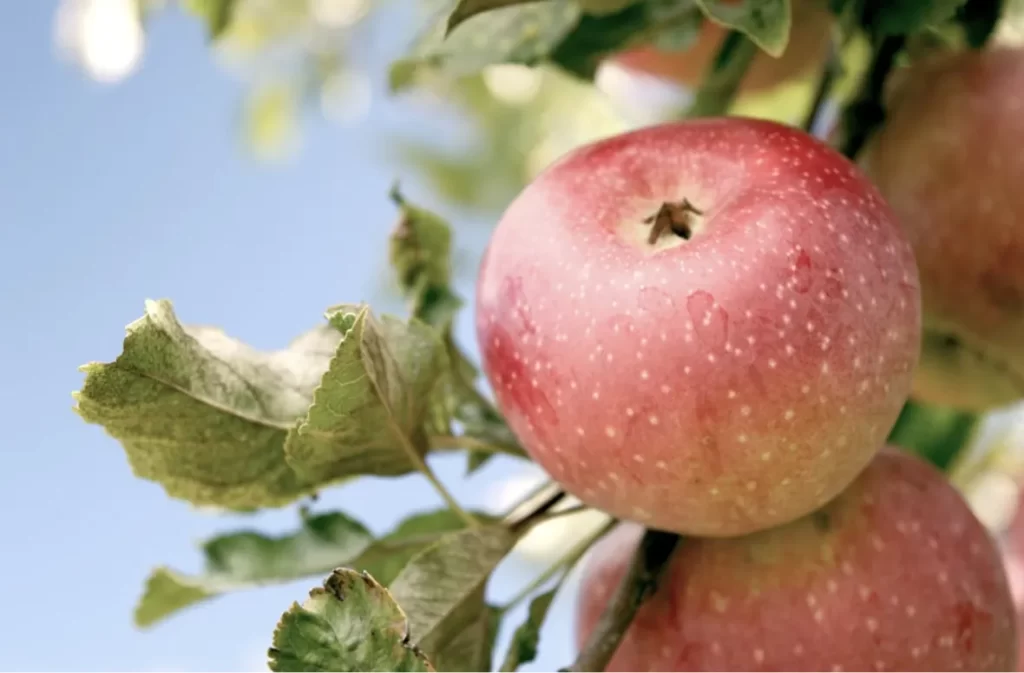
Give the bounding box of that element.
[685,30,758,119]
[567,529,681,672]
[505,482,567,534]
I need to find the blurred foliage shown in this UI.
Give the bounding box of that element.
[71,0,1010,213]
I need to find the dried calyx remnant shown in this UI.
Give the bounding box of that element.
[644,199,703,245]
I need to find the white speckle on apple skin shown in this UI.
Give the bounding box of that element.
[476,117,921,537]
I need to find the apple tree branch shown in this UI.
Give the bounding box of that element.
[566,529,681,672]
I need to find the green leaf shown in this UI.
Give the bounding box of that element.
[284,305,447,483]
[694,0,791,57]
[388,188,462,329]
[135,570,213,629]
[73,300,338,509]
[859,0,968,36]
[357,509,499,586]
[888,399,980,471]
[466,450,495,474]
[268,569,434,672]
[648,0,706,50]
[182,0,237,38]
[432,604,502,672]
[499,589,557,671]
[956,0,1005,47]
[390,526,519,658]
[134,512,375,627]
[136,508,491,628]
[383,190,525,470]
[445,0,549,34]
[550,0,704,78]
[389,0,581,91]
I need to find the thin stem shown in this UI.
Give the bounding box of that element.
[499,479,560,520]
[418,456,479,528]
[568,529,681,672]
[508,486,567,533]
[802,39,840,135]
[530,503,589,527]
[838,34,905,159]
[684,30,758,119]
[501,519,616,614]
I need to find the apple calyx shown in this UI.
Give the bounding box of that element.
[643,199,703,245]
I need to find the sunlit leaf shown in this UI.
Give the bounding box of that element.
[74,300,337,509]
[284,305,447,482]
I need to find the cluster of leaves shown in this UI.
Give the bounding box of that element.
[73,189,568,671]
[76,0,1023,670]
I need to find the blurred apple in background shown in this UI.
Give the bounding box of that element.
[860,47,1024,412]
[576,449,1018,671]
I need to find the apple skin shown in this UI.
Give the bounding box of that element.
[860,47,1024,412]
[612,0,832,94]
[1001,495,1024,668]
[475,117,921,537]
[575,449,1018,672]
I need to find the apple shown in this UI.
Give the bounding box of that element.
[612,0,832,94]
[860,47,1024,412]
[575,449,1018,672]
[475,117,921,537]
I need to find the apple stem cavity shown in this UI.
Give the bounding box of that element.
[643,199,703,245]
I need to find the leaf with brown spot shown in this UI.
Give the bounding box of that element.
[268,569,434,672]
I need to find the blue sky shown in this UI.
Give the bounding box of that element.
[0,3,583,670]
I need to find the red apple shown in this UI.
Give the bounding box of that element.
[475,118,921,537]
[860,47,1024,412]
[575,449,1018,672]
[998,478,1024,668]
[612,0,832,94]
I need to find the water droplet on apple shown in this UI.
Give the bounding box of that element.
[687,290,729,349]
[639,286,676,313]
[793,249,813,294]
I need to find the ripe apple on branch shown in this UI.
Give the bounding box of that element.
[66,0,1024,671]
